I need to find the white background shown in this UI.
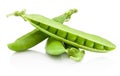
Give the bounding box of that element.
[0,0,120,76]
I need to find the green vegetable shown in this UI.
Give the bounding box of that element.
[23,15,115,52]
[7,9,116,62]
[45,37,65,55]
[7,9,77,52]
[9,9,116,52]
[8,29,48,51]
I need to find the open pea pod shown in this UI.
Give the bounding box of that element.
[13,11,116,53]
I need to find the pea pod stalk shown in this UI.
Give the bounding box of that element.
[64,44,85,61]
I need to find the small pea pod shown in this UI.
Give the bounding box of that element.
[45,37,65,55]
[8,9,116,52]
[7,9,77,52]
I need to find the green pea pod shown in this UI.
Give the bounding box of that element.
[28,15,116,52]
[45,37,66,55]
[7,9,77,52]
[8,9,116,53]
[8,29,48,51]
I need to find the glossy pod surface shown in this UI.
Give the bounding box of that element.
[23,14,116,52]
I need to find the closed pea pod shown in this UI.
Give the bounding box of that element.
[7,9,77,52]
[45,37,65,55]
[8,9,116,53]
[8,29,48,51]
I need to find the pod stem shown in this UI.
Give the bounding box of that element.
[64,9,78,22]
[6,9,26,17]
[65,48,85,62]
